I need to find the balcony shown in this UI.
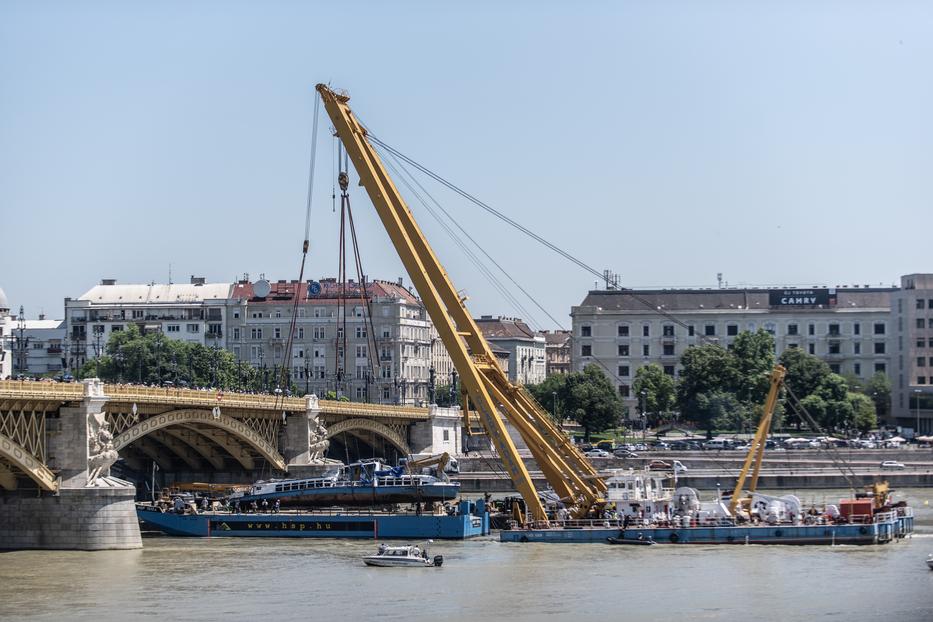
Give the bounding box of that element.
[47,346,62,354]
[206,331,223,339]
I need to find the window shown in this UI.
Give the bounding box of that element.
[314,327,326,339]
[929,338,933,348]
[642,344,650,356]
[918,338,926,348]
[581,345,592,357]
[918,357,927,368]
[132,309,143,319]
[618,325,629,337]
[273,327,281,339]
[853,323,860,335]
[808,324,815,336]
[208,323,221,335]
[829,364,840,374]
[297,327,304,339]
[618,344,629,357]
[854,363,861,376]
[663,344,674,356]
[687,325,695,337]
[919,377,927,385]
[337,327,344,339]
[788,343,798,349]
[874,342,886,354]
[92,325,105,335]
[918,298,926,309]
[356,345,367,358]
[111,325,123,332]
[643,325,650,337]
[232,327,240,339]
[355,386,365,399]
[167,325,180,333]
[275,309,282,319]
[356,326,367,339]
[233,311,240,319]
[618,385,630,398]
[829,341,841,355]
[187,324,199,333]
[854,342,861,355]
[808,343,815,355]
[356,365,367,379]
[443,429,449,441]
[581,325,591,337]
[875,363,886,373]
[251,312,261,319]
[787,324,799,336]
[383,387,391,400]
[704,325,716,336]
[251,328,262,340]
[663,365,675,376]
[721,324,736,336]
[618,365,630,377]
[874,322,886,335]
[918,318,926,330]
[828,323,840,336]
[663,325,674,337]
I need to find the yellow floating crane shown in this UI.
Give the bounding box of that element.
[316,84,605,525]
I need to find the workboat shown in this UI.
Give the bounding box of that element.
[231,459,460,508]
[137,498,490,539]
[363,543,443,567]
[607,536,655,545]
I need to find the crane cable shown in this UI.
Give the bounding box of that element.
[278,92,321,404]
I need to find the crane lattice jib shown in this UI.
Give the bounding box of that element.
[729,365,786,515]
[316,85,605,523]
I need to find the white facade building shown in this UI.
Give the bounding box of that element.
[475,316,546,385]
[0,287,11,379]
[572,285,895,420]
[64,277,232,373]
[6,316,66,377]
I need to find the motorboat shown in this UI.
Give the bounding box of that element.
[607,535,655,545]
[363,543,443,567]
[927,554,933,570]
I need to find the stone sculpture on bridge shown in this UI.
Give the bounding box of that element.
[308,418,330,463]
[87,411,119,484]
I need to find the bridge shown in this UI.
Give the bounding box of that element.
[0,379,467,550]
[0,379,444,493]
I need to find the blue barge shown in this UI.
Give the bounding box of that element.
[500,507,913,545]
[138,499,489,540]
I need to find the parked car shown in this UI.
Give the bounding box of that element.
[585,449,611,458]
[650,441,670,450]
[647,459,672,470]
[672,460,688,473]
[579,443,594,452]
[596,440,616,451]
[613,449,639,459]
[880,460,906,470]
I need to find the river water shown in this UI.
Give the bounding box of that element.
[2,489,932,622]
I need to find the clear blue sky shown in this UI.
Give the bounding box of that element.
[1,1,930,330]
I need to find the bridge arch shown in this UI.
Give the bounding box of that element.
[325,418,411,456]
[112,409,286,471]
[0,432,58,492]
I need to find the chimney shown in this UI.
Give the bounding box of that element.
[190,276,206,286]
[101,279,116,286]
[397,277,404,286]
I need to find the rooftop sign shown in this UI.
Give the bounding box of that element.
[768,288,836,307]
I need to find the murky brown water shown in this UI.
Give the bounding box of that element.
[2,489,932,621]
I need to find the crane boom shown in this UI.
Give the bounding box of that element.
[728,365,786,515]
[316,85,605,523]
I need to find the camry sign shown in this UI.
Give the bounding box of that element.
[768,288,836,307]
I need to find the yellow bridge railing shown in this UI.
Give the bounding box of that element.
[0,380,429,420]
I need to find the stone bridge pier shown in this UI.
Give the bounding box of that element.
[0,380,142,550]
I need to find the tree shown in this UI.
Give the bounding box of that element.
[526,374,569,422]
[849,392,878,433]
[730,330,776,406]
[676,343,739,434]
[865,372,891,420]
[559,364,623,440]
[633,363,676,425]
[778,347,832,429]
